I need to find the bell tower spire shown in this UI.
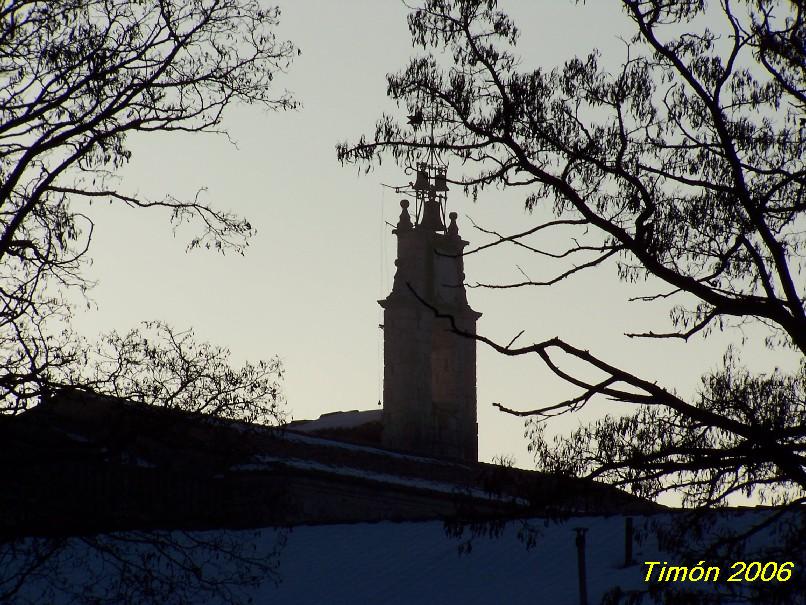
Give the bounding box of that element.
[379,163,480,461]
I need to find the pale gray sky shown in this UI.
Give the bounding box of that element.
[73,1,799,469]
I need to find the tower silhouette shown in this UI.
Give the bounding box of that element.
[380,163,480,461]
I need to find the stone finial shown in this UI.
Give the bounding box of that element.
[447,211,459,237]
[396,199,413,231]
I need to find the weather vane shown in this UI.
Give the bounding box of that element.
[383,98,450,230]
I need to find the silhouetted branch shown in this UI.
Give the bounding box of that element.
[468,249,620,289]
[407,282,806,495]
[0,0,297,413]
[343,0,806,509]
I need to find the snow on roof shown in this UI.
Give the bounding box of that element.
[232,454,527,504]
[279,427,461,466]
[287,409,382,432]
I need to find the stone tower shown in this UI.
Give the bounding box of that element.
[380,164,481,461]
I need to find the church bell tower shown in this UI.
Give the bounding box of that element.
[380,162,481,461]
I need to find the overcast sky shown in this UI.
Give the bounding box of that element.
[72,0,800,470]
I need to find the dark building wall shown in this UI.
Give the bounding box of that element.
[3,455,525,537]
[2,393,661,537]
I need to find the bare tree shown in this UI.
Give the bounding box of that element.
[1,2,295,602]
[66,320,286,423]
[1,0,296,413]
[338,0,806,507]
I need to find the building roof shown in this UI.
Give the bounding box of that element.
[2,388,660,538]
[287,409,382,433]
[5,390,801,605]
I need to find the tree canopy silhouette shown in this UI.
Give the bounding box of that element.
[1,2,294,601]
[338,0,805,507]
[0,0,295,416]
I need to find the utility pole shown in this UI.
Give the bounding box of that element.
[574,527,588,605]
[624,517,634,567]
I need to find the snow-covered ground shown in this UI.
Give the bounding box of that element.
[270,516,631,604]
[4,512,803,604]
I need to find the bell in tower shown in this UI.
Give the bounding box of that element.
[379,163,481,461]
